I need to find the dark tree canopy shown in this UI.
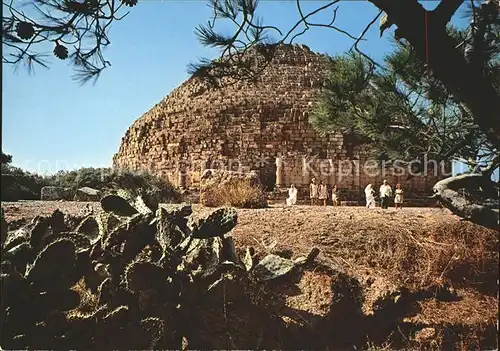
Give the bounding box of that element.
[1,153,48,201]
[1,153,13,165]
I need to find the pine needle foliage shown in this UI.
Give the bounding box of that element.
[310,26,498,167]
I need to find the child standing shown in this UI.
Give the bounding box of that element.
[394,183,404,209]
[331,184,339,207]
[309,178,319,206]
[318,180,328,206]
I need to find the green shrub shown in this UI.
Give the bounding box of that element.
[1,154,48,201]
[1,153,181,203]
[48,167,181,203]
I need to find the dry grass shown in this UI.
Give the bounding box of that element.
[404,289,498,326]
[230,206,498,293]
[332,220,498,292]
[200,179,267,208]
[405,289,499,351]
[366,339,394,350]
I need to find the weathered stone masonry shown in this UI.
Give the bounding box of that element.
[113,44,448,198]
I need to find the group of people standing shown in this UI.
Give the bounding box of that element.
[308,178,340,206]
[286,178,404,209]
[365,180,404,209]
[286,178,339,206]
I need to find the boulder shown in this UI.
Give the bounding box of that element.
[40,186,72,201]
[199,169,267,208]
[73,187,101,202]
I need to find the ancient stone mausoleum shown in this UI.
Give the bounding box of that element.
[113,44,449,199]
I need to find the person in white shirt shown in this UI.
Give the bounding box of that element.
[309,178,319,205]
[365,183,376,208]
[379,180,392,209]
[286,183,298,206]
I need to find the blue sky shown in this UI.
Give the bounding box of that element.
[2,0,472,175]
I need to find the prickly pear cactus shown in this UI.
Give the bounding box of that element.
[101,192,138,217]
[26,238,79,291]
[0,233,83,349]
[0,191,247,349]
[1,190,320,350]
[76,216,101,244]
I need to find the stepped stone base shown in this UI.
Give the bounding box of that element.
[267,198,440,207]
[177,187,440,208]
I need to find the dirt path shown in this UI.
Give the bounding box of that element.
[2,200,451,228]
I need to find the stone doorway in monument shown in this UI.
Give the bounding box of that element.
[259,163,277,191]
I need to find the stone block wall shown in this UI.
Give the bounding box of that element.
[113,43,449,199]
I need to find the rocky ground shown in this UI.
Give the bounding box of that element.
[2,201,498,349]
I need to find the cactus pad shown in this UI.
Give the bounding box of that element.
[1,207,7,248]
[29,216,51,249]
[45,232,91,253]
[125,261,167,294]
[139,317,165,349]
[252,254,296,281]
[76,216,101,245]
[3,227,31,251]
[189,207,237,239]
[26,239,78,291]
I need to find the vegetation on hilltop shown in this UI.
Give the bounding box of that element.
[47,167,182,203]
[1,152,181,203]
[1,152,48,201]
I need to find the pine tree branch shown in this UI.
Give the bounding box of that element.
[432,0,465,26]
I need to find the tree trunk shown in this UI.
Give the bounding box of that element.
[433,173,499,230]
[368,0,500,150]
